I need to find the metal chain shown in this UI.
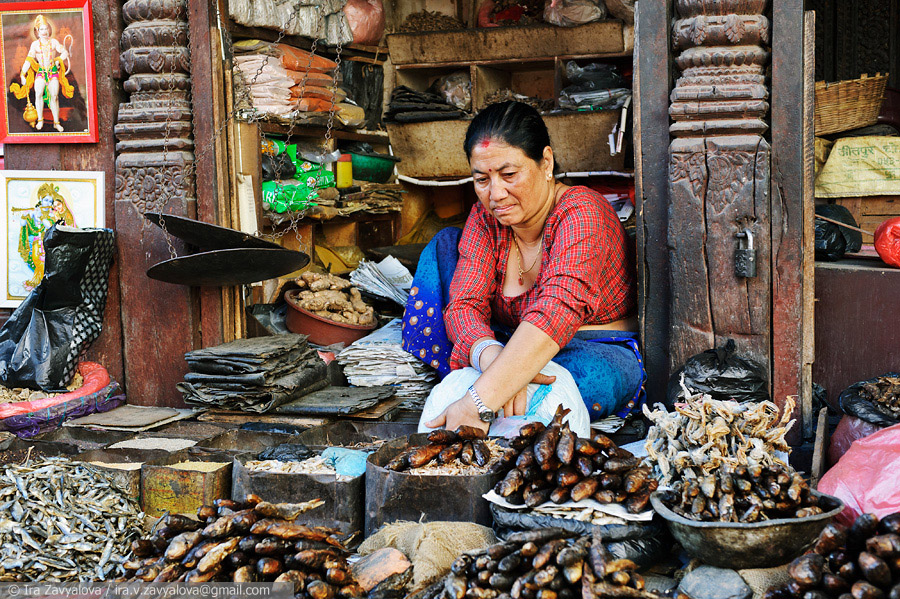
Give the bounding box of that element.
[154,0,185,260]
[263,0,332,245]
[127,0,347,256]
[323,14,344,148]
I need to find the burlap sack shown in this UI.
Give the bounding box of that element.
[738,564,791,599]
[359,521,497,590]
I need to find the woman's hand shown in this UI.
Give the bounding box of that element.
[424,392,489,434]
[477,343,557,417]
[501,372,557,417]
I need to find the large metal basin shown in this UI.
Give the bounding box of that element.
[650,490,844,569]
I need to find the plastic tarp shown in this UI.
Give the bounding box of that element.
[818,422,900,525]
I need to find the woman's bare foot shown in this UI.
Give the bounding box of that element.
[36,120,44,130]
[53,121,63,132]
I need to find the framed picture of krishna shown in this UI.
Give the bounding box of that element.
[1,170,105,307]
[0,1,98,144]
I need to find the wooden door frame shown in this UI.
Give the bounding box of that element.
[634,0,814,441]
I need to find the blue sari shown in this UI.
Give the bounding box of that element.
[400,227,645,420]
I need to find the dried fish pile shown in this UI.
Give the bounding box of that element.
[108,437,197,452]
[658,464,822,523]
[765,513,900,599]
[859,375,900,420]
[492,407,655,514]
[440,528,658,599]
[386,427,495,473]
[484,90,554,113]
[0,457,144,582]
[120,495,364,597]
[411,439,503,476]
[0,373,83,404]
[643,389,795,486]
[245,456,351,480]
[399,10,464,32]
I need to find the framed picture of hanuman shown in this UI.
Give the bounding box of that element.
[0,0,98,143]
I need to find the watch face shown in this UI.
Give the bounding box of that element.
[479,411,495,423]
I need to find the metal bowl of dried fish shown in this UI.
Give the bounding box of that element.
[650,490,844,569]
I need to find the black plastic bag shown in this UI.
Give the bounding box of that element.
[240,421,309,435]
[490,503,669,567]
[261,153,297,182]
[257,443,313,461]
[340,61,384,130]
[0,225,115,391]
[815,204,863,261]
[666,339,769,407]
[838,372,900,428]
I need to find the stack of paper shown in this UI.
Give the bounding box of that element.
[337,319,436,409]
[350,258,412,306]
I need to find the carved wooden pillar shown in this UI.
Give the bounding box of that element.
[667,0,772,382]
[113,0,198,406]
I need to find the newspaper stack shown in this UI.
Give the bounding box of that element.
[337,319,437,409]
[350,258,412,306]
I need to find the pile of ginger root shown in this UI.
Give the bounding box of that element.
[294,271,375,326]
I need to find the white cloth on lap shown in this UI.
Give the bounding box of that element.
[418,360,589,439]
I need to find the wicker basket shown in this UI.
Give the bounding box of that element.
[815,73,889,136]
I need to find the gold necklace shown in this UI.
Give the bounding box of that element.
[512,234,542,286]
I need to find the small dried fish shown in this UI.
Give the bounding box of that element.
[0,457,143,582]
[643,379,796,486]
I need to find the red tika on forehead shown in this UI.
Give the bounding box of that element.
[479,138,491,148]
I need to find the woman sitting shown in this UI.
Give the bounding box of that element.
[402,101,643,433]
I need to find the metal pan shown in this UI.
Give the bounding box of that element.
[147,247,309,285]
[144,212,281,250]
[650,490,844,569]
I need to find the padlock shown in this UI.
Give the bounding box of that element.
[734,229,757,278]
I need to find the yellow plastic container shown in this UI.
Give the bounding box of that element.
[336,153,353,188]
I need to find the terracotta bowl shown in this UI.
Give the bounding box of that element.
[284,289,377,346]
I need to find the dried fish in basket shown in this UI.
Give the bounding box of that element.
[0,456,144,582]
[386,427,501,475]
[857,373,900,420]
[491,406,656,514]
[643,380,796,486]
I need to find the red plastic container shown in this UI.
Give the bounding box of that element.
[284,289,377,346]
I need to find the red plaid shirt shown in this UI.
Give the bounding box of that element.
[445,185,636,369]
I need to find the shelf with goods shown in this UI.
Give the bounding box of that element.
[381,17,636,252]
[383,19,635,180]
[216,3,403,285]
[231,120,401,266]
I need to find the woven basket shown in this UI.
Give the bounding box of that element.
[815,73,889,136]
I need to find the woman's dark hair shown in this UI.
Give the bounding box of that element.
[463,101,552,165]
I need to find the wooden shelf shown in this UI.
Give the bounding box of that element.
[227,20,388,61]
[387,20,627,65]
[394,53,632,71]
[263,210,398,228]
[255,122,390,145]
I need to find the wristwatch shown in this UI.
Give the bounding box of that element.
[468,385,496,423]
